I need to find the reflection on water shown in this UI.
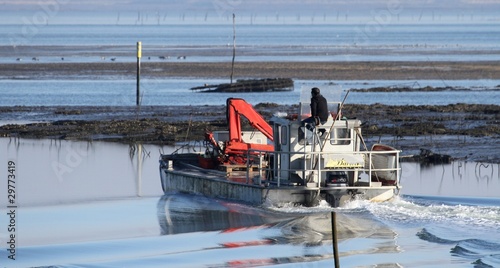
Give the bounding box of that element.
[401,161,500,198]
[156,192,401,267]
[0,138,498,267]
[2,138,497,207]
[156,193,288,235]
[0,138,167,207]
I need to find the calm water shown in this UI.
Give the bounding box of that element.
[2,24,500,62]
[0,79,498,108]
[0,138,499,267]
[2,23,499,47]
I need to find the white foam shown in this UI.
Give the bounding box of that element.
[265,199,334,214]
[357,196,500,230]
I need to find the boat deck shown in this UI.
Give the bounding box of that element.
[165,158,398,189]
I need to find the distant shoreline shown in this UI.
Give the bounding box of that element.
[1,61,500,80]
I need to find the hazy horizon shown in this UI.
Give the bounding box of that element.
[1,0,499,25]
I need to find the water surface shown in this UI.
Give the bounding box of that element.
[0,79,498,107]
[1,138,499,267]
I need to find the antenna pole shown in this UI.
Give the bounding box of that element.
[230,13,236,84]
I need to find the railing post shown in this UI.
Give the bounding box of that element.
[368,151,372,187]
[246,150,250,184]
[257,152,263,185]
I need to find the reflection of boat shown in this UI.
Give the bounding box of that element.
[159,92,402,207]
[156,193,288,235]
[156,193,400,266]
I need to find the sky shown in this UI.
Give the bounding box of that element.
[1,0,499,24]
[2,0,499,11]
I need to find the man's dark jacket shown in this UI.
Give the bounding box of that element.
[310,94,329,123]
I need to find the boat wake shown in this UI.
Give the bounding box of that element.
[266,194,500,234]
[10,193,497,267]
[340,195,500,267]
[418,228,500,267]
[355,195,500,228]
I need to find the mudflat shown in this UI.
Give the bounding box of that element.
[0,103,498,163]
[2,60,500,80]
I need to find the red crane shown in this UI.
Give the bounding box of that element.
[205,98,274,165]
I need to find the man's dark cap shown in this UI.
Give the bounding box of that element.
[311,87,320,95]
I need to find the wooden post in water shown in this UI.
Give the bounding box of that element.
[230,14,236,84]
[331,211,340,268]
[136,41,142,106]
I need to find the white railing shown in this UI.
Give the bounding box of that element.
[245,149,401,188]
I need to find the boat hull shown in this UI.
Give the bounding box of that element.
[159,161,398,207]
[160,166,318,206]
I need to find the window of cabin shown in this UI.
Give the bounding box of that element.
[330,127,352,145]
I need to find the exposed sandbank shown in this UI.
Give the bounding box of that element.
[2,61,500,80]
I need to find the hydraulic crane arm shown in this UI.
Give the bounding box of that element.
[203,98,274,166]
[226,98,274,143]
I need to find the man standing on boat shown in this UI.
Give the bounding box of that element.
[299,87,329,141]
